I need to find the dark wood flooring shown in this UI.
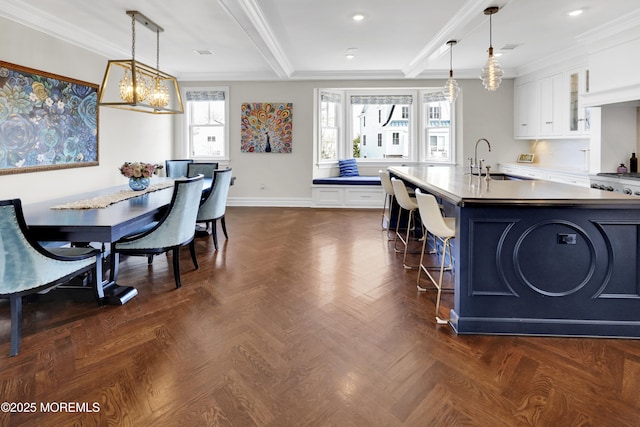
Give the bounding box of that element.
[1,207,640,426]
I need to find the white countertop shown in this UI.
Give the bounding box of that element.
[388,165,637,207]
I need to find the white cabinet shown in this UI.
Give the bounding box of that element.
[539,73,563,137]
[514,67,590,139]
[499,164,589,188]
[515,81,537,138]
[566,67,591,136]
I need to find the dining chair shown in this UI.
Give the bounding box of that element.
[187,162,219,178]
[196,168,233,250]
[390,177,419,269]
[109,175,204,289]
[414,189,456,325]
[165,159,194,178]
[0,199,102,356]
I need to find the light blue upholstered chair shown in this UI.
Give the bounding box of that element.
[109,175,204,289]
[165,159,194,178]
[0,199,102,356]
[187,162,219,178]
[196,168,232,250]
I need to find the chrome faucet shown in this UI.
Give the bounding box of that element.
[473,138,492,174]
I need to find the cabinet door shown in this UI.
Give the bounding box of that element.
[539,74,563,136]
[515,81,537,138]
[566,68,590,136]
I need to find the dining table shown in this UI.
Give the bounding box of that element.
[22,177,212,305]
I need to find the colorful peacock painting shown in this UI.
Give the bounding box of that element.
[240,102,292,153]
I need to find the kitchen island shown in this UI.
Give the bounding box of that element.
[389,165,640,338]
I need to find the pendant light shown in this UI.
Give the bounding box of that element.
[98,11,183,114]
[442,40,460,103]
[480,6,503,92]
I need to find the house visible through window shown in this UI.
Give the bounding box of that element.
[315,88,455,164]
[319,91,341,160]
[184,88,228,160]
[423,91,453,163]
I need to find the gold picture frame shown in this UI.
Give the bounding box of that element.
[0,61,99,175]
[517,153,535,163]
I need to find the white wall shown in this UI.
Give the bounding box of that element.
[0,17,173,204]
[179,79,525,206]
[2,16,524,207]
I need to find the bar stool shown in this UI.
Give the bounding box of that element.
[415,188,455,324]
[390,177,419,269]
[378,170,396,239]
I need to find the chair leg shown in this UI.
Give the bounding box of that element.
[9,295,22,357]
[434,238,451,325]
[147,255,154,265]
[189,240,199,270]
[172,248,182,288]
[402,210,418,269]
[221,216,228,240]
[212,220,219,251]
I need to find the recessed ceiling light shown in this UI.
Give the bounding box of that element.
[193,49,215,55]
[568,9,583,17]
[352,13,365,22]
[346,47,358,59]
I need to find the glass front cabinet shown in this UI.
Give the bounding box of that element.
[567,67,590,136]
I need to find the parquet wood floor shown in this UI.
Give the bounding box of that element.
[1,207,639,426]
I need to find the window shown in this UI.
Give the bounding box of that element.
[184,88,228,160]
[315,88,455,164]
[429,106,441,120]
[319,91,341,160]
[423,91,454,163]
[349,93,413,160]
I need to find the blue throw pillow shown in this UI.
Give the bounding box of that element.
[338,158,359,177]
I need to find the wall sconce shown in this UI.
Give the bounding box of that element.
[98,11,183,114]
[442,40,460,103]
[480,6,503,92]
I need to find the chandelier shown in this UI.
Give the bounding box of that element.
[479,6,504,92]
[442,40,460,103]
[98,11,183,114]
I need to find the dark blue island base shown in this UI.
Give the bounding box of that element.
[389,165,640,338]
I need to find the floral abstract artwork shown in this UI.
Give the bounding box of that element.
[240,102,292,153]
[0,61,99,175]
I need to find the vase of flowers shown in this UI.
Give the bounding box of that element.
[119,161,163,191]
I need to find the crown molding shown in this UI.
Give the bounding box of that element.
[217,0,293,79]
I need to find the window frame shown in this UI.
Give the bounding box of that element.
[182,86,230,162]
[314,87,456,168]
[420,89,456,164]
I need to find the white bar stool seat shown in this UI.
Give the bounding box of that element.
[415,188,456,324]
[390,177,419,269]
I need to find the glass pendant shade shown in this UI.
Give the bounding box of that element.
[442,40,460,103]
[479,7,503,92]
[480,47,504,91]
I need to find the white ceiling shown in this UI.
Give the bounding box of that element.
[1,0,639,81]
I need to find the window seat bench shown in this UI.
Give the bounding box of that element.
[311,176,383,208]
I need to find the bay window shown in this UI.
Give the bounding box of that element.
[316,87,455,165]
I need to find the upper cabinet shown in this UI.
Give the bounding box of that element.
[539,73,563,137]
[514,67,590,140]
[566,67,591,136]
[514,81,537,138]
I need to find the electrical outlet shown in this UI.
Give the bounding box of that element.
[557,233,576,245]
